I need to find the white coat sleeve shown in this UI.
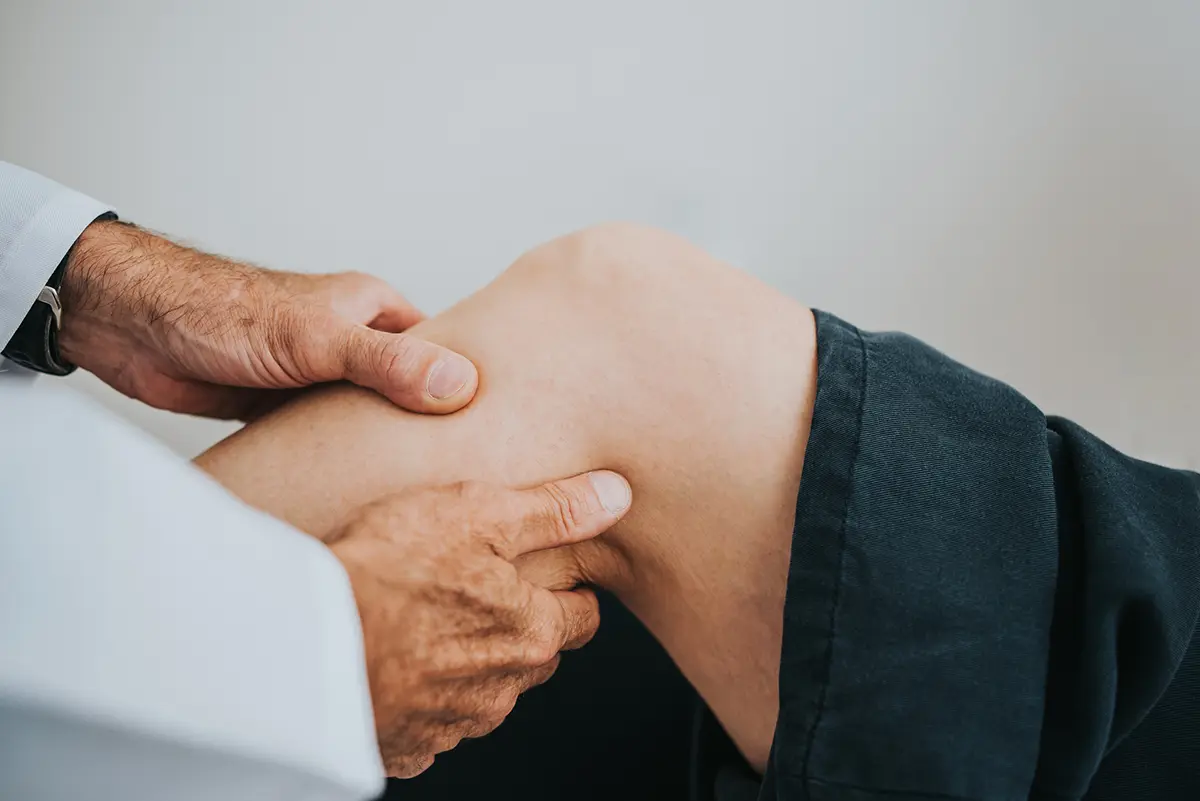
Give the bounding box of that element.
[0,161,115,350]
[0,378,385,801]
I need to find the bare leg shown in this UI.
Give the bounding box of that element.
[197,224,817,770]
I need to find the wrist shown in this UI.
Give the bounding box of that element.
[61,218,136,310]
[58,220,155,366]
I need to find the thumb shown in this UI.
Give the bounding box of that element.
[337,326,479,413]
[503,471,632,557]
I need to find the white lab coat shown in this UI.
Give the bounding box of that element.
[0,164,384,800]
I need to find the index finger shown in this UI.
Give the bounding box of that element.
[528,586,602,653]
[503,471,632,557]
[324,272,426,332]
[365,288,427,334]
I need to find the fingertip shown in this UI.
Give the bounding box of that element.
[555,588,602,650]
[586,470,632,517]
[423,353,479,409]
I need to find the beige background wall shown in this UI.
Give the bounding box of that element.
[2,1,1196,466]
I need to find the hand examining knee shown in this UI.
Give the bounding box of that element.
[58,218,650,778]
[328,471,632,777]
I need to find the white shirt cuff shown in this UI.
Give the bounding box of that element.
[0,162,115,351]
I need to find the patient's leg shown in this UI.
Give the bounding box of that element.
[196,223,817,770]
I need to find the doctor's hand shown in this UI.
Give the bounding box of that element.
[57,219,478,419]
[328,470,632,778]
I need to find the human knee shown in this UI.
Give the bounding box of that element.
[506,222,722,303]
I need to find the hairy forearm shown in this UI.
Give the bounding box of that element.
[61,221,251,366]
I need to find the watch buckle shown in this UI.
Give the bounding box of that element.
[37,285,64,331]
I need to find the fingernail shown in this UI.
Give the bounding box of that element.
[426,356,474,400]
[589,471,631,516]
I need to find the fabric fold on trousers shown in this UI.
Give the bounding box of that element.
[700,311,1200,801]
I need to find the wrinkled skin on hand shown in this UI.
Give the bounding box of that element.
[328,470,632,777]
[59,220,478,419]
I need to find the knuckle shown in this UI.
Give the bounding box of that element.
[531,654,562,687]
[463,691,516,738]
[378,727,435,778]
[463,644,500,677]
[461,709,507,741]
[384,754,432,779]
[539,482,590,541]
[523,629,562,667]
[338,328,379,373]
[379,334,421,383]
[429,730,465,755]
[486,690,519,726]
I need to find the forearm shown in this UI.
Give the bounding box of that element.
[59,219,230,368]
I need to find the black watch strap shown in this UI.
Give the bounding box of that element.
[2,212,116,376]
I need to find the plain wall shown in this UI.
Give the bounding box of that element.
[1,1,1197,466]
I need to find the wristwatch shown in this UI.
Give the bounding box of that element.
[1,212,116,375]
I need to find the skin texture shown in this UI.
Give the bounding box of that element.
[328,471,631,777]
[197,223,819,771]
[60,219,479,419]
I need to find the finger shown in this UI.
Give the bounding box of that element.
[554,587,602,650]
[528,586,602,653]
[455,679,524,740]
[514,655,561,694]
[337,326,479,413]
[384,752,435,779]
[513,549,583,591]
[370,303,426,334]
[365,286,427,333]
[502,471,632,557]
[325,272,427,332]
[131,375,283,421]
